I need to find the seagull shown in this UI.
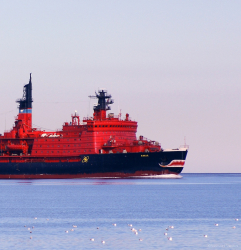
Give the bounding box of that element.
[34,217,37,220]
[139,238,143,241]
[235,218,239,221]
[72,225,77,228]
[97,227,99,229]
[169,226,174,229]
[233,226,236,229]
[215,224,219,226]
[135,232,138,235]
[112,223,117,226]
[30,236,32,239]
[101,240,105,244]
[71,229,74,232]
[90,238,94,241]
[168,237,172,241]
[164,233,168,236]
[138,229,142,231]
[204,235,208,238]
[65,230,68,233]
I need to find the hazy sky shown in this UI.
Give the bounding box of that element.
[0,1,241,173]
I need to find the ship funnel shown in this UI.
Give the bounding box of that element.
[16,74,33,130]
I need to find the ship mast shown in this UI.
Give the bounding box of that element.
[89,90,114,120]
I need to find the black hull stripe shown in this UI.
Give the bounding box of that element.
[0,151,187,178]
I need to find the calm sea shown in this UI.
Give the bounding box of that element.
[0,174,240,250]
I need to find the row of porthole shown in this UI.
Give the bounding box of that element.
[35,144,81,148]
[87,125,135,128]
[34,150,93,154]
[36,138,80,142]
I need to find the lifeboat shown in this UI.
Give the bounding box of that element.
[6,141,28,155]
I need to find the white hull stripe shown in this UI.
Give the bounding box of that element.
[159,160,185,168]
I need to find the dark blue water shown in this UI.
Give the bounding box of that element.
[0,174,240,249]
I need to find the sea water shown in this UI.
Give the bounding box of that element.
[0,174,240,249]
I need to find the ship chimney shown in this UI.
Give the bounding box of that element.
[16,73,33,131]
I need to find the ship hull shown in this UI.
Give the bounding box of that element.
[0,150,187,179]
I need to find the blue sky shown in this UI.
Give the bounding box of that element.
[0,0,241,172]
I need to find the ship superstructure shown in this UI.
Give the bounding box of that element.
[0,75,188,178]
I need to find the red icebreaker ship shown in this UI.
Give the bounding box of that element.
[0,74,188,179]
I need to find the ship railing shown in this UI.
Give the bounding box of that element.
[179,145,189,149]
[83,117,93,121]
[83,116,133,121]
